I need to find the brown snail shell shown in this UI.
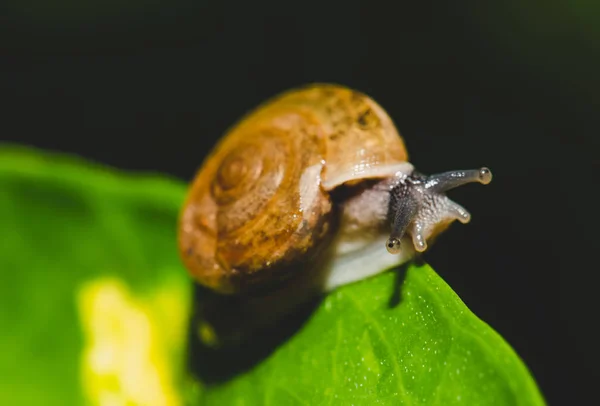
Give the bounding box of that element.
[178,84,411,294]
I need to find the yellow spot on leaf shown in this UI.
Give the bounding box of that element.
[76,276,190,406]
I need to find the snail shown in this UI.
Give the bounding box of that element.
[179,83,491,297]
[178,84,492,348]
[178,83,493,296]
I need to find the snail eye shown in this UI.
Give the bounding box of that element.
[386,237,402,254]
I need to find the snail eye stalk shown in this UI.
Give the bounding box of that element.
[386,167,492,254]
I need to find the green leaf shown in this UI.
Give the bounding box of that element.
[199,266,546,406]
[0,145,199,405]
[0,144,545,405]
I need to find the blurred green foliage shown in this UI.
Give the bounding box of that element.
[0,145,194,405]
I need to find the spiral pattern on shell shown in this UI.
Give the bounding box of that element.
[178,109,334,294]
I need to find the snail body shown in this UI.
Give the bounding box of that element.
[178,84,492,297]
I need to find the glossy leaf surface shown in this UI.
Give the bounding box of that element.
[200,265,545,406]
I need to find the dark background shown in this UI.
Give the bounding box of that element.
[2,1,598,404]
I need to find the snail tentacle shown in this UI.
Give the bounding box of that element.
[424,167,492,193]
[386,167,492,254]
[446,201,472,224]
[386,177,419,254]
[410,220,427,252]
